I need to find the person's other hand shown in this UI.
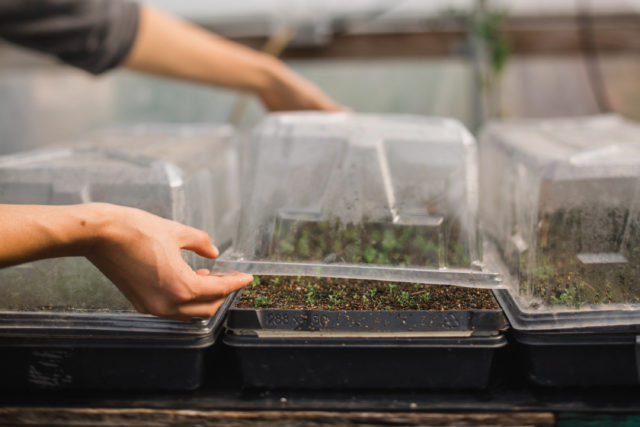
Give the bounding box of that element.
[86,203,252,321]
[259,58,346,112]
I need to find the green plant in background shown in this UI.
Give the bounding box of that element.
[381,229,397,253]
[375,252,390,265]
[279,240,295,256]
[253,296,272,308]
[450,241,470,266]
[363,246,378,264]
[475,7,510,119]
[476,9,510,77]
[532,264,556,283]
[296,230,311,258]
[271,219,472,269]
[550,290,574,306]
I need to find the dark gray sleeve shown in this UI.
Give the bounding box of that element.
[0,0,139,74]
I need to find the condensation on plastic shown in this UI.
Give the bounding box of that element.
[480,115,640,330]
[0,124,239,312]
[214,112,502,288]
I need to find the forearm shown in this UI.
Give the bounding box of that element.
[0,203,109,268]
[124,5,277,94]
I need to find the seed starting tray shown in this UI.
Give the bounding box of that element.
[0,294,235,391]
[227,291,507,334]
[224,290,507,390]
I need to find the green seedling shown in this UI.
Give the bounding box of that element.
[375,253,390,265]
[327,292,342,310]
[387,283,397,294]
[306,285,318,304]
[381,229,397,253]
[364,246,377,264]
[254,296,272,308]
[250,276,261,288]
[551,289,574,306]
[279,240,295,256]
[397,291,411,307]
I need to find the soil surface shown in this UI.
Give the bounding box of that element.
[237,276,498,311]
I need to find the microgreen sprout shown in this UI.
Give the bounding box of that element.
[306,285,318,304]
[250,276,261,288]
[253,296,272,308]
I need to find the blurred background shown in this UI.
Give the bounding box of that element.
[1,0,639,155]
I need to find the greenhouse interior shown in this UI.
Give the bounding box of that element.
[1,1,639,426]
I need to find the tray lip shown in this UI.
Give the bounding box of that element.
[0,293,235,348]
[226,288,508,333]
[213,249,504,289]
[223,331,508,349]
[512,329,637,346]
[494,289,640,333]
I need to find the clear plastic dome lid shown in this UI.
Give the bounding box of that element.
[214,113,501,288]
[0,124,239,312]
[480,115,640,329]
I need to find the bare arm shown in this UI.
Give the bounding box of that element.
[124,5,343,112]
[0,203,252,320]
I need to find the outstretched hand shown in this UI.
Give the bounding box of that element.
[86,204,252,321]
[258,58,346,112]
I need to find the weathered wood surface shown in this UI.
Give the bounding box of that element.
[0,408,555,427]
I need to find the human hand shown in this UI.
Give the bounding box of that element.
[85,203,252,321]
[259,58,346,112]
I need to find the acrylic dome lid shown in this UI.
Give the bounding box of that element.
[215,112,501,288]
[480,115,640,330]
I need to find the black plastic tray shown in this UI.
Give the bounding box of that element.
[224,291,507,390]
[513,330,640,387]
[227,291,508,333]
[492,290,640,387]
[224,333,506,389]
[493,289,640,334]
[0,295,234,390]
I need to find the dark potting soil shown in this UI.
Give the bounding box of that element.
[519,208,640,307]
[237,276,498,311]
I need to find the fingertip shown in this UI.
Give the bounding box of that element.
[238,272,254,283]
[226,270,254,283]
[196,268,211,276]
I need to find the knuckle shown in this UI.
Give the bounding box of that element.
[172,286,195,303]
[197,230,211,244]
[168,276,198,303]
